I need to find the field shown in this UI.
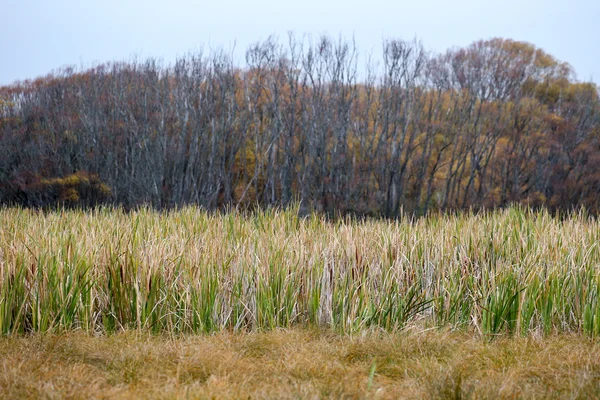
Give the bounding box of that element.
[1,206,600,398]
[2,330,600,398]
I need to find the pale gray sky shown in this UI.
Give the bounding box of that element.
[1,0,598,85]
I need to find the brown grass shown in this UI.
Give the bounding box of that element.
[1,329,600,399]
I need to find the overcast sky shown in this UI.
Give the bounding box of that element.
[1,0,598,85]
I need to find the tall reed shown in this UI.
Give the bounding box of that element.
[1,206,599,336]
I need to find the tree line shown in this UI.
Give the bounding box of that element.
[1,35,599,216]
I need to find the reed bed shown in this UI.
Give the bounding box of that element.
[1,206,599,337]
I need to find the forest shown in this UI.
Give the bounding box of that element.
[1,35,599,216]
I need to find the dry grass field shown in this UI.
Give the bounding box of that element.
[1,206,600,398]
[2,330,600,399]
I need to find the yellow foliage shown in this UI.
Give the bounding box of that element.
[61,174,80,187]
[60,188,80,203]
[97,183,112,197]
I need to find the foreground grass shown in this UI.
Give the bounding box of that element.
[1,206,600,336]
[1,329,600,399]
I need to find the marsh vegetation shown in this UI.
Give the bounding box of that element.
[1,206,599,338]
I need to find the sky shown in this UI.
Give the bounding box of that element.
[1,0,598,85]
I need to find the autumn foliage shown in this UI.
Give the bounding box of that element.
[0,36,598,215]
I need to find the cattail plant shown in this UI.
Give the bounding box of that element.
[0,205,599,337]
